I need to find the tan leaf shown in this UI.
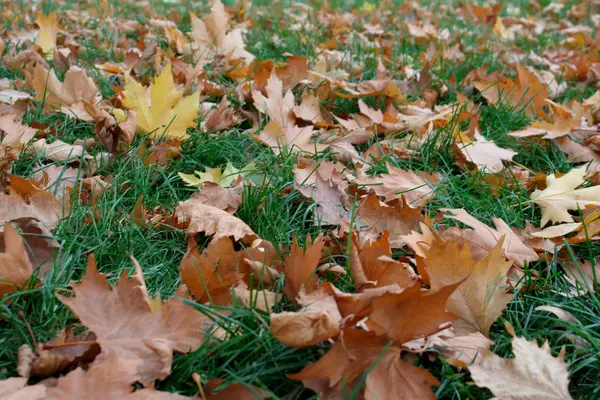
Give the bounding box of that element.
[0,175,67,230]
[510,101,584,139]
[31,138,91,163]
[35,12,59,55]
[441,208,539,267]
[458,130,517,173]
[469,334,573,400]
[0,377,46,400]
[56,256,209,385]
[531,167,600,226]
[203,98,239,132]
[354,165,438,207]
[175,200,256,242]
[233,285,280,313]
[423,238,514,335]
[187,181,243,213]
[368,282,460,343]
[559,257,599,293]
[293,91,325,124]
[179,237,239,304]
[0,224,36,298]
[254,120,328,155]
[270,309,340,348]
[0,113,37,144]
[252,70,296,128]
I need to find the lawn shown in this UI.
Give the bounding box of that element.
[1,0,600,398]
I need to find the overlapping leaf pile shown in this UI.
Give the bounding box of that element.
[1,0,599,398]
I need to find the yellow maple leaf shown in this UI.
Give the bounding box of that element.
[121,63,200,140]
[35,12,59,55]
[178,162,258,187]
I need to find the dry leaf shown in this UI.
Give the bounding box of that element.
[35,12,59,55]
[121,63,200,139]
[282,235,324,301]
[469,334,573,400]
[31,138,90,163]
[0,377,46,400]
[252,70,296,128]
[531,167,600,226]
[423,238,514,335]
[56,256,209,385]
[458,130,517,173]
[510,101,584,139]
[0,224,36,298]
[175,200,256,242]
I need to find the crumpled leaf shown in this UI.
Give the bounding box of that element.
[469,333,573,400]
[531,167,600,226]
[56,256,209,385]
[174,199,256,242]
[121,63,200,139]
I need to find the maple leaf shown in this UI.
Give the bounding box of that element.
[56,256,209,385]
[254,120,328,156]
[26,64,102,121]
[31,138,91,164]
[474,65,549,118]
[530,167,600,226]
[178,162,255,188]
[35,12,59,55]
[202,97,240,132]
[469,331,573,400]
[190,0,254,63]
[233,285,281,313]
[252,70,296,128]
[293,91,325,124]
[288,329,439,400]
[182,181,243,213]
[457,130,517,173]
[441,208,539,267]
[422,238,514,336]
[0,377,45,399]
[368,282,461,343]
[282,235,324,301]
[354,164,438,207]
[121,63,200,139]
[270,287,341,348]
[0,175,67,230]
[509,101,584,139]
[294,172,350,229]
[356,195,424,248]
[0,224,36,298]
[179,237,239,304]
[174,200,256,242]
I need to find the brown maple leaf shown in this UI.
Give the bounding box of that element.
[56,256,209,385]
[282,235,325,301]
[421,237,514,336]
[179,237,240,304]
[0,224,36,298]
[252,70,296,128]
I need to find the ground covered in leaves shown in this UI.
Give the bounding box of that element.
[1,0,600,399]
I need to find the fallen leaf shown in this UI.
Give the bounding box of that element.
[203,97,239,132]
[531,167,600,226]
[121,63,200,139]
[458,130,517,173]
[56,256,209,385]
[35,12,59,55]
[354,165,438,207]
[31,138,90,163]
[233,285,280,313]
[283,235,324,301]
[535,306,579,325]
[441,208,539,267]
[254,120,327,155]
[510,101,584,139]
[252,70,296,128]
[0,377,46,400]
[469,334,573,400]
[0,224,36,298]
[423,238,514,335]
[175,200,256,242]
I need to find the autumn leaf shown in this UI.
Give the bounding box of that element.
[174,200,256,242]
[56,256,209,385]
[0,377,46,399]
[121,63,200,139]
[254,120,328,155]
[190,0,254,63]
[531,167,600,226]
[509,101,584,139]
[469,331,573,400]
[35,12,59,55]
[457,130,517,173]
[422,238,514,335]
[0,224,36,298]
[354,164,438,207]
[441,208,539,267]
[252,70,296,128]
[178,162,256,188]
[474,65,549,118]
[26,64,102,121]
[282,235,325,301]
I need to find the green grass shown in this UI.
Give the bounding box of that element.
[1,0,599,398]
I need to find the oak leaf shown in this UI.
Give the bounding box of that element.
[469,334,573,400]
[56,256,209,385]
[530,167,600,226]
[174,200,256,242]
[422,238,514,335]
[441,208,539,267]
[121,63,200,139]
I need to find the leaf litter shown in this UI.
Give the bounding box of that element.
[1,0,600,398]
